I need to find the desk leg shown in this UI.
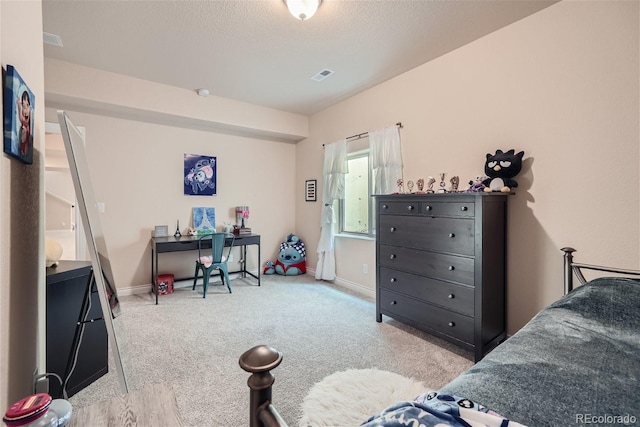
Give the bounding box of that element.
[257,242,261,286]
[243,245,247,279]
[154,249,159,305]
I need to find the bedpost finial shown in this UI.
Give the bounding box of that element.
[239,345,283,373]
[562,247,576,294]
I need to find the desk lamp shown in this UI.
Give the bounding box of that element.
[236,206,249,228]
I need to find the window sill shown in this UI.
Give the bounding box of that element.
[335,233,375,241]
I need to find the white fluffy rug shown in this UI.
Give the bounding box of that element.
[298,368,429,427]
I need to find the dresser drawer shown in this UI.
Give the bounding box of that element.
[378,215,474,256]
[379,244,474,285]
[379,267,474,316]
[378,200,420,215]
[421,201,475,218]
[379,288,473,344]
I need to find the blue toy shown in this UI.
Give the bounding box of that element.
[264,234,306,276]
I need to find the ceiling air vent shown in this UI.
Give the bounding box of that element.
[43,32,63,47]
[310,69,334,82]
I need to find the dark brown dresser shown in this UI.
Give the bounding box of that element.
[375,193,509,362]
[46,260,108,398]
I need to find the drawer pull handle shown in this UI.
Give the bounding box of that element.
[390,227,396,232]
[448,265,455,271]
[391,301,397,305]
[461,206,468,211]
[390,277,397,283]
[448,322,455,327]
[382,204,388,209]
[448,294,455,299]
[425,205,432,211]
[449,233,455,238]
[407,205,414,211]
[390,254,397,260]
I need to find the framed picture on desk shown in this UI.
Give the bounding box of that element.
[193,207,216,233]
[154,225,168,237]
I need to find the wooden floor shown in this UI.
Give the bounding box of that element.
[69,383,184,427]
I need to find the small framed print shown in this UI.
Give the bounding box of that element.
[3,65,35,164]
[305,179,317,202]
[154,225,169,237]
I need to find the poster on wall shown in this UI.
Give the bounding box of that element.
[3,65,35,164]
[184,154,217,196]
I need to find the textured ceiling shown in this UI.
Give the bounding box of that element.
[42,0,557,116]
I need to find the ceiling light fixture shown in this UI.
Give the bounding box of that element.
[284,0,321,21]
[196,88,210,97]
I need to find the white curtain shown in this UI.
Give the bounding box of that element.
[369,126,403,194]
[315,139,348,281]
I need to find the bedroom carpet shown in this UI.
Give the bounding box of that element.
[67,274,473,426]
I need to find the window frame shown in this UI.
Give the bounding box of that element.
[339,149,375,238]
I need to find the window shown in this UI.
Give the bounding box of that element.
[340,150,374,236]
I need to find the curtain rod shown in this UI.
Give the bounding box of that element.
[322,122,402,147]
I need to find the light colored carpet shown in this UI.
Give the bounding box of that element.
[68,274,473,426]
[299,368,428,427]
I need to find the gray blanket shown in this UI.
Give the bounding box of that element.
[441,277,640,427]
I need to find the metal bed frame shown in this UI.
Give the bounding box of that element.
[562,246,640,294]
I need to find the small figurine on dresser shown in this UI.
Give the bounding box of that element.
[482,149,525,192]
[436,173,447,193]
[426,176,436,193]
[466,176,487,192]
[406,180,414,194]
[396,178,404,194]
[416,178,425,194]
[449,176,460,192]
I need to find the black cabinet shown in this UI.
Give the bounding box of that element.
[375,193,509,362]
[46,261,108,398]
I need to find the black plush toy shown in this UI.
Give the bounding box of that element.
[482,149,524,192]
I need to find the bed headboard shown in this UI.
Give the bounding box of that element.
[562,247,640,294]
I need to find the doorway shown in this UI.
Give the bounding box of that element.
[45,121,88,261]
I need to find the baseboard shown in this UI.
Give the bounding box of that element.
[305,267,375,300]
[117,272,254,296]
[118,269,373,299]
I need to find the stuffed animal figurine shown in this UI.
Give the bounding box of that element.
[466,176,487,193]
[264,234,306,276]
[482,149,524,192]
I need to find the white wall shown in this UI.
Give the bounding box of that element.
[296,1,640,334]
[45,58,308,142]
[44,108,298,292]
[43,56,311,291]
[45,170,75,203]
[1,0,46,411]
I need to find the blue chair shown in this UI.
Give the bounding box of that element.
[193,232,235,297]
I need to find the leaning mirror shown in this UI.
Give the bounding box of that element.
[57,110,128,395]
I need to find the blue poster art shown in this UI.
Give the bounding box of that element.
[192,207,216,233]
[184,154,216,196]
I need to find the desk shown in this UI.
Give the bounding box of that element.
[151,234,260,304]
